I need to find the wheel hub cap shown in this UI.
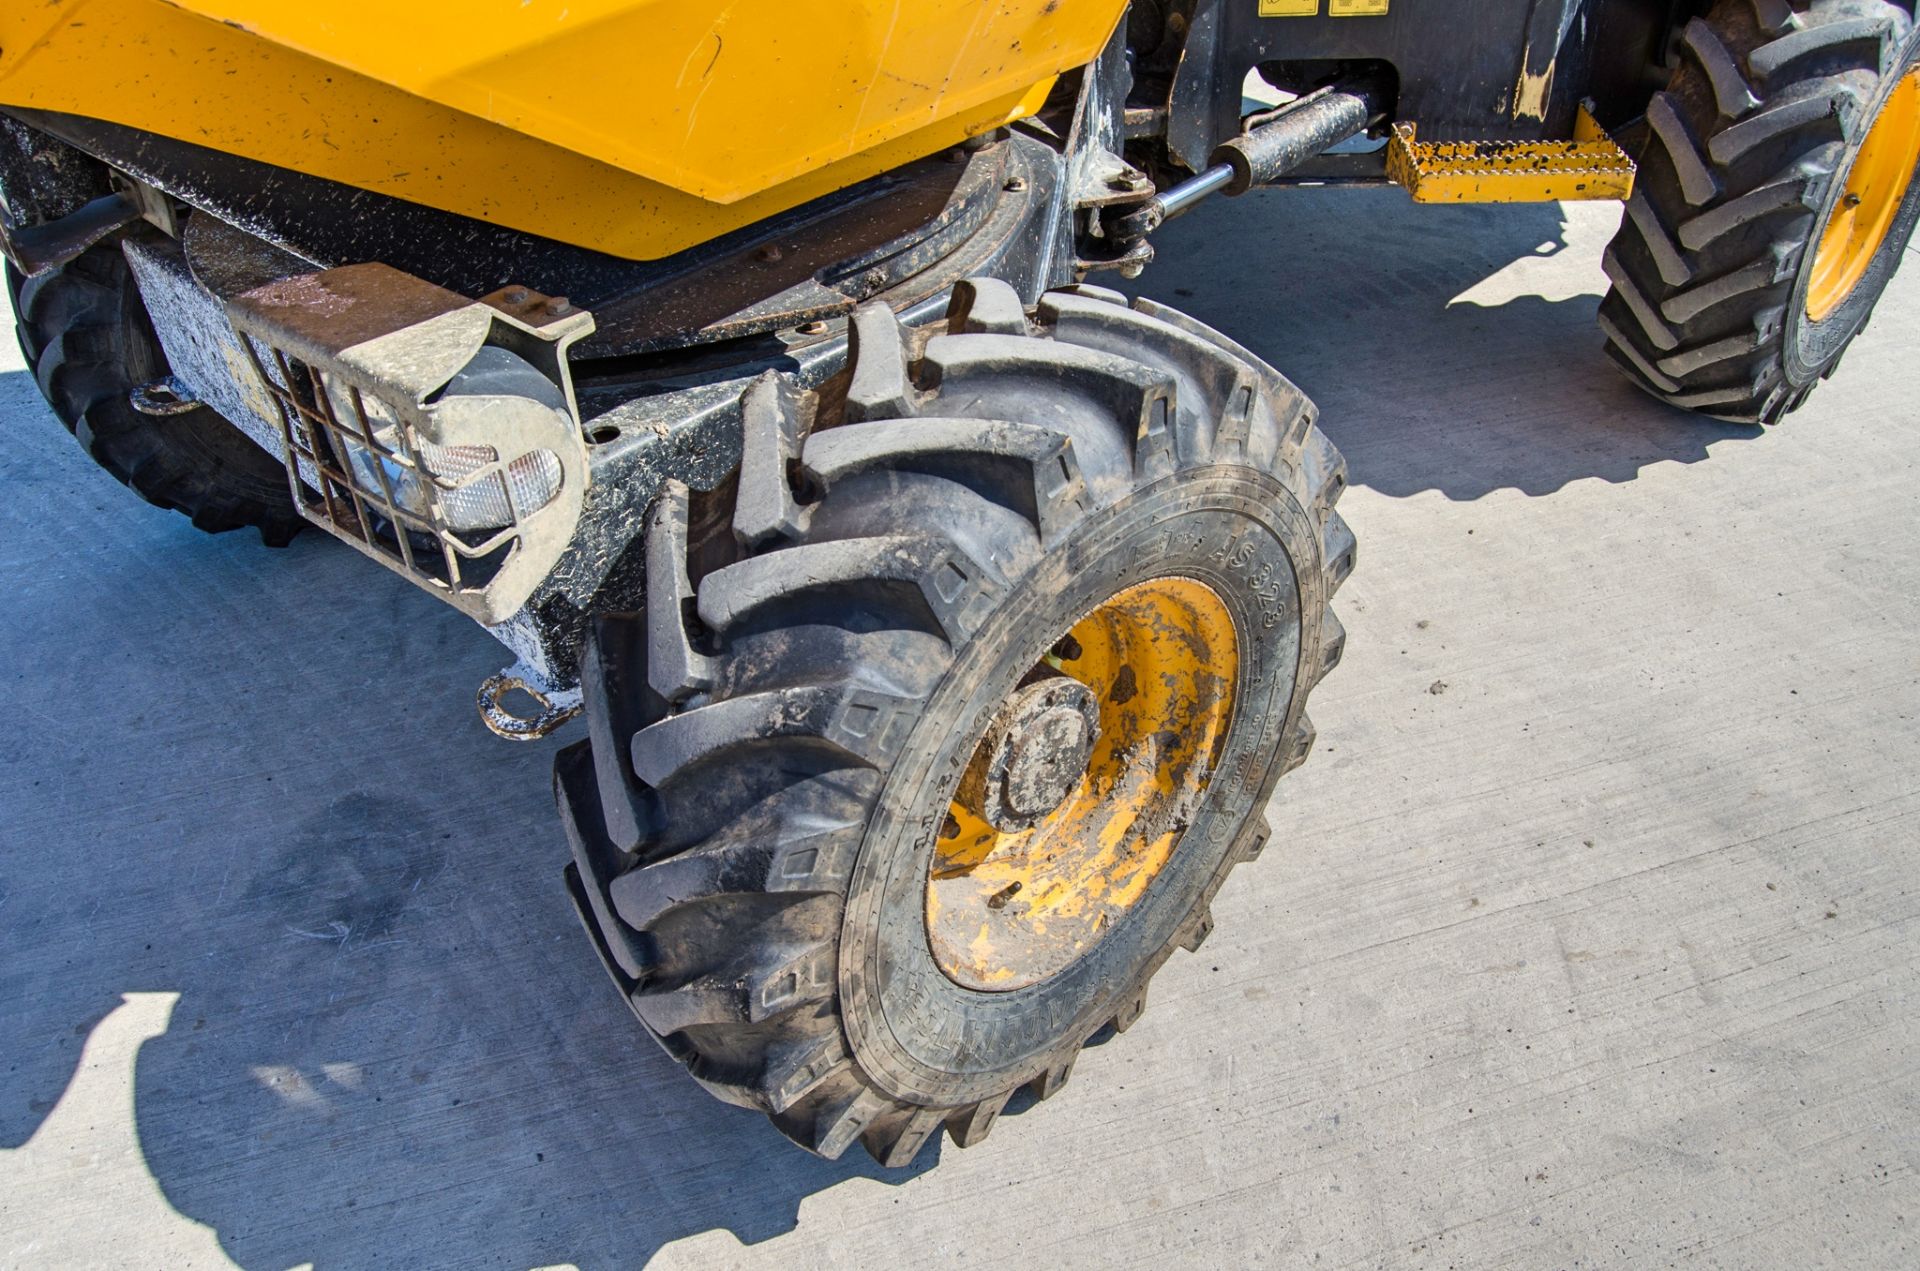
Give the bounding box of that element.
[963,677,1103,831]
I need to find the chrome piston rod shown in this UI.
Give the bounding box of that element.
[1122,79,1389,237]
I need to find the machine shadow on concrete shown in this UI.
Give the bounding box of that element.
[0,385,936,1267]
[0,186,1761,1268]
[1137,186,1762,500]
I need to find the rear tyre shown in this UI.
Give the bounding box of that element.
[557,279,1353,1165]
[7,244,303,544]
[1599,0,1920,422]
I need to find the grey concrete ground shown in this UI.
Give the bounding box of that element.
[2,189,1916,1270]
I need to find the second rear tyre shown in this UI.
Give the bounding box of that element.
[1600,0,1920,422]
[8,244,303,543]
[556,279,1353,1165]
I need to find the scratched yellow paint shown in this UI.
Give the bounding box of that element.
[927,577,1238,992]
[0,0,1127,259]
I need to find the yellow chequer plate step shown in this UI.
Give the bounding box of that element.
[1387,108,1636,204]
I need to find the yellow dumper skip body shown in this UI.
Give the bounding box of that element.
[0,0,1127,259]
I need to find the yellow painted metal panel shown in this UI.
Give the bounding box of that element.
[1806,66,1920,321]
[928,578,1238,992]
[1385,116,1635,204]
[0,0,1124,260]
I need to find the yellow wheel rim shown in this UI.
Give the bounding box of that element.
[1806,66,1920,322]
[925,577,1238,992]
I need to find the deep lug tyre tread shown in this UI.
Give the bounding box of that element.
[557,280,1351,1166]
[1600,0,1917,422]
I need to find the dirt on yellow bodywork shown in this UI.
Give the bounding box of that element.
[928,576,1239,992]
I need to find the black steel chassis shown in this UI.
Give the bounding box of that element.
[1165,1,1687,162]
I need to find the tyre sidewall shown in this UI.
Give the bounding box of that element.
[1786,30,1920,383]
[837,466,1327,1107]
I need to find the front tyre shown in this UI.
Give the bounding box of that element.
[557,280,1353,1165]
